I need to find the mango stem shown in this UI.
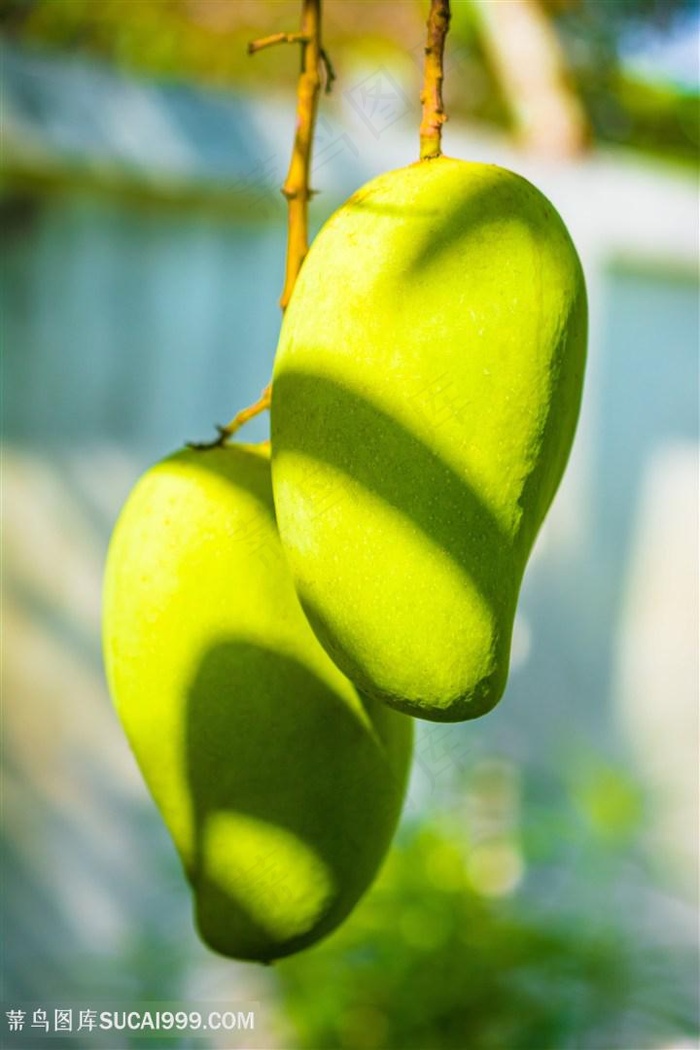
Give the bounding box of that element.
[187,386,271,450]
[280,0,323,310]
[419,0,451,160]
[192,0,327,451]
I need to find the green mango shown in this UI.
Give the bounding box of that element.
[102,444,413,963]
[271,157,587,722]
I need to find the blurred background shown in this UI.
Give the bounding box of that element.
[1,1,698,1047]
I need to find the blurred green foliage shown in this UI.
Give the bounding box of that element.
[276,794,697,1049]
[1,0,697,162]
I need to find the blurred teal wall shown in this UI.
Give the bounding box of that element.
[2,196,282,453]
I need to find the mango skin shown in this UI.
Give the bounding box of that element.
[102,444,412,963]
[271,157,587,722]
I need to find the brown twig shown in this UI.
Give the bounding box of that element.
[187,388,272,451]
[280,0,322,309]
[247,32,308,55]
[419,0,451,160]
[191,0,325,450]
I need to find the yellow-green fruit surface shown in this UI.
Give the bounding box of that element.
[102,444,413,963]
[271,157,587,722]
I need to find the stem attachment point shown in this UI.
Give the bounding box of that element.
[188,385,271,450]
